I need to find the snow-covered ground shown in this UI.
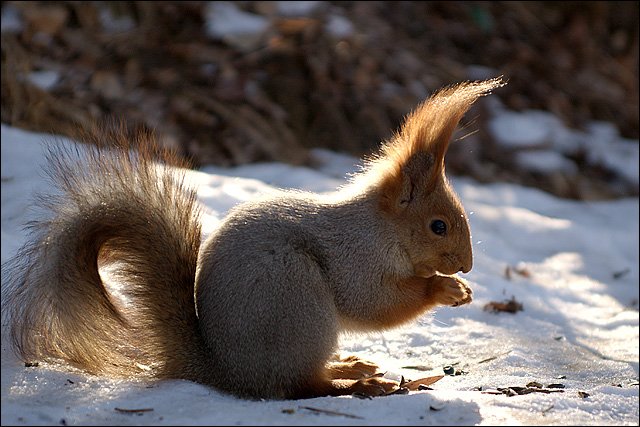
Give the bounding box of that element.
[1,123,638,426]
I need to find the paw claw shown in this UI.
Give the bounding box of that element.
[435,276,473,307]
[351,377,399,397]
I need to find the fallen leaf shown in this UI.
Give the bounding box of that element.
[613,268,630,279]
[483,296,523,314]
[546,383,566,389]
[514,266,531,278]
[402,375,445,391]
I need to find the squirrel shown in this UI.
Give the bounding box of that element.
[2,78,504,400]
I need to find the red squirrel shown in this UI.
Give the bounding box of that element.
[2,78,504,399]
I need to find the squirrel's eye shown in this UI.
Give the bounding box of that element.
[430,219,447,236]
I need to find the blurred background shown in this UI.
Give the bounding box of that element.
[1,1,638,199]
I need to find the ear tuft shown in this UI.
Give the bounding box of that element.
[373,77,505,213]
[399,77,505,174]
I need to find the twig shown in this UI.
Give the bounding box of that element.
[299,406,364,419]
[114,407,154,414]
[477,350,512,364]
[541,404,554,415]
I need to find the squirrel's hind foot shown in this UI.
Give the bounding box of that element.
[327,354,380,380]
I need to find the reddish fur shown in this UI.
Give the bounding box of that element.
[353,275,473,330]
[2,121,208,381]
[295,371,399,398]
[326,355,380,380]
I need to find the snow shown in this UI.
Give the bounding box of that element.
[515,150,578,175]
[325,14,354,39]
[1,123,638,426]
[25,70,60,91]
[488,110,555,149]
[0,3,22,33]
[205,1,269,39]
[583,136,639,186]
[98,6,135,33]
[204,2,269,51]
[488,109,639,187]
[275,1,325,17]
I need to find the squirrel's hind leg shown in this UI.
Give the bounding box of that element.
[291,367,399,398]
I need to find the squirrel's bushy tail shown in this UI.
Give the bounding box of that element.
[1,123,208,382]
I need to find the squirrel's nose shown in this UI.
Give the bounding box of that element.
[459,260,472,274]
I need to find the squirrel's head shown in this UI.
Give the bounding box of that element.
[372,78,505,277]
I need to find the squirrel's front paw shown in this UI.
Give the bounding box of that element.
[432,275,473,307]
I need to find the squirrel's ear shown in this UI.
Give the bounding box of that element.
[396,151,437,208]
[377,146,439,214]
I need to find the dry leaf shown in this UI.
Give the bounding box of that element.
[402,375,445,391]
[484,296,523,314]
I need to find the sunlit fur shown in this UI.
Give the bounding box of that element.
[2,79,504,400]
[1,123,209,381]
